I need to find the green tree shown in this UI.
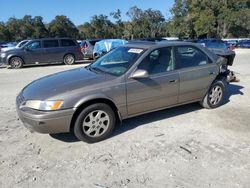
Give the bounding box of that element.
[126,6,165,39]
[78,22,95,39]
[48,15,79,38]
[126,6,143,39]
[142,9,165,38]
[110,9,124,38]
[90,14,115,38]
[0,22,11,41]
[5,17,23,41]
[20,15,35,39]
[32,16,49,38]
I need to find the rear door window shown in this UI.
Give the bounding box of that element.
[176,46,209,68]
[61,39,76,47]
[43,40,59,48]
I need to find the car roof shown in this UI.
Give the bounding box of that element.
[124,40,218,62]
[29,37,74,41]
[124,41,200,49]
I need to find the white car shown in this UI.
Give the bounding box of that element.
[1,40,30,52]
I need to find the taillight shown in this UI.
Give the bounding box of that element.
[80,43,88,53]
[78,47,82,53]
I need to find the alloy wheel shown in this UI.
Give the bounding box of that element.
[64,54,74,65]
[11,58,22,68]
[209,85,223,105]
[82,110,110,137]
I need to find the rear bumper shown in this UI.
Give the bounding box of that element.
[16,103,75,134]
[83,53,93,59]
[220,70,239,83]
[75,52,84,61]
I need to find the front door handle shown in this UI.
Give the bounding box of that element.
[169,79,178,83]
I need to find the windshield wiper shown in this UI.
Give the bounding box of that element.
[91,67,107,74]
[86,65,115,76]
[85,65,97,72]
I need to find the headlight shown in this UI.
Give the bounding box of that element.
[0,53,6,58]
[22,100,64,111]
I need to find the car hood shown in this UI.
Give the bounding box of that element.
[1,46,16,52]
[22,67,110,100]
[2,47,22,53]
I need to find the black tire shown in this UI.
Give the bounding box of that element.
[10,57,24,69]
[200,80,225,109]
[93,53,97,60]
[63,54,75,65]
[73,103,116,143]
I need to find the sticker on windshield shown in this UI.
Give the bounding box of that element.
[128,48,143,54]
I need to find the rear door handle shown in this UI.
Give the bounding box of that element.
[209,72,216,75]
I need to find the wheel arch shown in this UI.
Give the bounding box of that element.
[70,97,121,133]
[63,53,75,60]
[7,55,25,65]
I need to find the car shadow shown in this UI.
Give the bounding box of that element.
[50,103,202,143]
[1,60,93,70]
[223,83,244,104]
[50,83,244,143]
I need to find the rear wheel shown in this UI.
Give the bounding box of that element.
[200,80,225,109]
[10,57,23,69]
[63,54,75,65]
[73,103,116,143]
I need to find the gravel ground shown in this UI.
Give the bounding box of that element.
[0,50,250,188]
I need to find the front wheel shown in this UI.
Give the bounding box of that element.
[73,103,116,143]
[63,54,75,65]
[200,80,225,109]
[10,57,24,69]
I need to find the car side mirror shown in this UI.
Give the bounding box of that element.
[130,69,149,79]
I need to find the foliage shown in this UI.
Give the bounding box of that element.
[48,15,78,38]
[170,0,250,38]
[0,2,249,42]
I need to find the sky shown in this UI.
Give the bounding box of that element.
[0,0,174,25]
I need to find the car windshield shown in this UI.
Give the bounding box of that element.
[17,41,28,48]
[89,47,144,76]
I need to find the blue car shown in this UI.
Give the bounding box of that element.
[93,39,127,59]
[197,39,228,50]
[238,40,250,48]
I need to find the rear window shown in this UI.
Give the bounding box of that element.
[43,40,59,48]
[61,39,76,47]
[177,46,209,68]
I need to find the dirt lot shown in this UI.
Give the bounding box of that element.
[0,50,250,188]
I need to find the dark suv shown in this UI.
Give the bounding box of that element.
[0,38,83,69]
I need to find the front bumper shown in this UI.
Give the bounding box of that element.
[0,54,8,65]
[16,97,75,134]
